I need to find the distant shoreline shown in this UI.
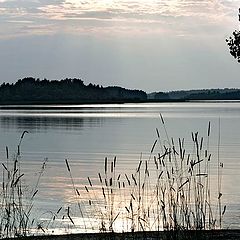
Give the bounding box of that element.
[0,99,185,106]
[1,78,240,105]
[0,78,147,105]
[0,99,240,108]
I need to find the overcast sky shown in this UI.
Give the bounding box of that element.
[0,0,239,92]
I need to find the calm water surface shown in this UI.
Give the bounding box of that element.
[0,102,240,232]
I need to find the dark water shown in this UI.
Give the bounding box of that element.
[0,102,240,232]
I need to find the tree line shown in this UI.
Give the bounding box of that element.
[150,89,240,101]
[0,78,147,104]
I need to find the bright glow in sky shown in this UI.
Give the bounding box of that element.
[0,0,239,91]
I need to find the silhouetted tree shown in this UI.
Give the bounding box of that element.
[0,78,147,104]
[154,92,169,100]
[226,9,240,62]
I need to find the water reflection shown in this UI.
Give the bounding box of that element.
[0,103,240,231]
[0,116,105,132]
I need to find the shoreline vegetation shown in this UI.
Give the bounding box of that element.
[0,78,240,105]
[0,114,227,239]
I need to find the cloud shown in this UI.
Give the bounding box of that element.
[0,0,239,38]
[0,1,239,91]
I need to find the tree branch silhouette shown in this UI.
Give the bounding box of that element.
[226,9,240,63]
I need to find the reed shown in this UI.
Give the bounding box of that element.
[64,159,87,231]
[0,132,48,238]
[2,117,223,237]
[66,115,225,233]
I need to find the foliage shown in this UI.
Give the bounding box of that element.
[0,78,147,104]
[151,89,240,101]
[226,9,240,62]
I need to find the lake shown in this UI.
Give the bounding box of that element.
[0,102,240,234]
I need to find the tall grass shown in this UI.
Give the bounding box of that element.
[0,116,225,237]
[0,132,47,238]
[65,115,225,233]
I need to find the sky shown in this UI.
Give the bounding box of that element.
[0,0,239,92]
